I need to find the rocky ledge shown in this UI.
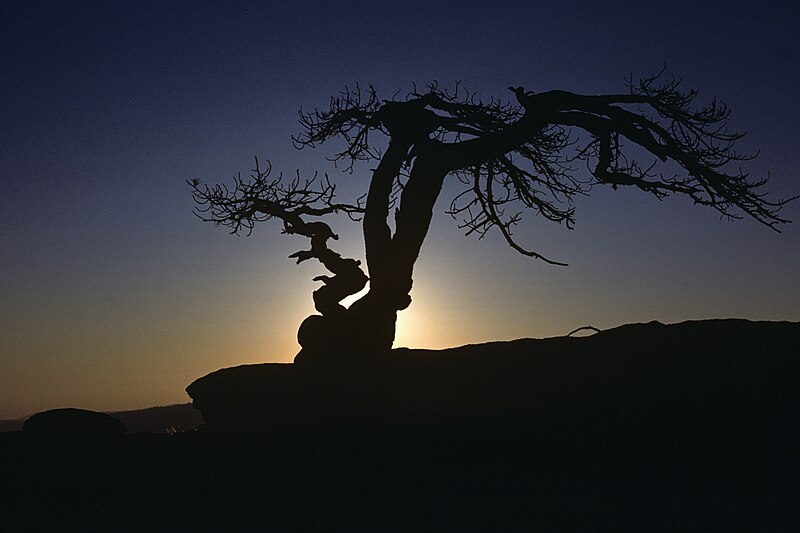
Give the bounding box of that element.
[187,319,799,433]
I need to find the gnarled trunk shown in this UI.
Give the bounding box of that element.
[350,151,448,346]
[295,146,447,364]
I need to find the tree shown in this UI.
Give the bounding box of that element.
[189,73,794,363]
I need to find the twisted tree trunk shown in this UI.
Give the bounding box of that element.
[296,141,447,364]
[349,150,447,351]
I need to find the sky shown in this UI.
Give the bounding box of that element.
[2,0,798,419]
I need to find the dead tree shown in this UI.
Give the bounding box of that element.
[190,72,795,363]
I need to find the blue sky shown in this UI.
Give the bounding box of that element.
[1,0,798,418]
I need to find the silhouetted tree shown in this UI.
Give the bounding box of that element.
[190,73,794,363]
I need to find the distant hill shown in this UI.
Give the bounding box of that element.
[0,418,24,433]
[0,403,203,434]
[107,403,204,433]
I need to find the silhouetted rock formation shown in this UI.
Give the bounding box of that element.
[23,408,128,434]
[187,319,799,433]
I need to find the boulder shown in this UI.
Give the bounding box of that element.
[23,408,128,434]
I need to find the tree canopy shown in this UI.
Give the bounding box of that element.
[190,73,794,359]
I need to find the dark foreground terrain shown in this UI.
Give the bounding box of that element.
[1,320,798,531]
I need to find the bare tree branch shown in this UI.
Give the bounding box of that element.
[188,158,367,315]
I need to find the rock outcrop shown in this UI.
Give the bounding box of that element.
[187,319,799,433]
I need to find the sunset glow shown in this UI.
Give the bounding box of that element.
[2,1,798,420]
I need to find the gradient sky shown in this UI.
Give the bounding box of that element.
[2,0,798,419]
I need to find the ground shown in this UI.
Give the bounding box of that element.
[1,320,797,530]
